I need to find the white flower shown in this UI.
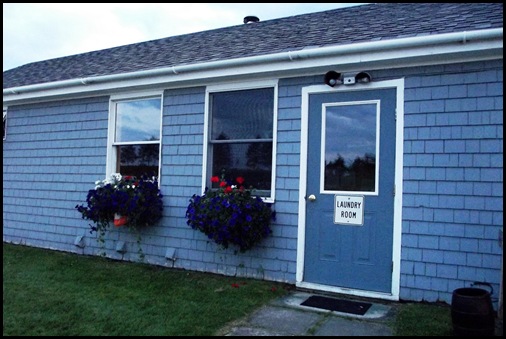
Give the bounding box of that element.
[111,173,122,182]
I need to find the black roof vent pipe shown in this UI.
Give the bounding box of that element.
[243,16,260,24]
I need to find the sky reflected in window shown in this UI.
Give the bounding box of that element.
[115,98,161,142]
[324,103,377,166]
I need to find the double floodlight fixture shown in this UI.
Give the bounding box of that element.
[324,71,372,87]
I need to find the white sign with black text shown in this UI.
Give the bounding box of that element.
[334,195,364,226]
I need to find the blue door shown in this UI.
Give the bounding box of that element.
[304,88,396,293]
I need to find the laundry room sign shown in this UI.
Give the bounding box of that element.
[334,195,364,225]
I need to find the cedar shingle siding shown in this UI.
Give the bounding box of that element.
[3,3,503,308]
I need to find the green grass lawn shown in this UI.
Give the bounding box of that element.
[3,242,457,336]
[393,302,453,336]
[3,243,288,336]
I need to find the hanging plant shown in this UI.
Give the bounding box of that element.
[186,174,275,253]
[75,173,163,259]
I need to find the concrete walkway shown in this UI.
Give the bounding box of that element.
[218,291,396,336]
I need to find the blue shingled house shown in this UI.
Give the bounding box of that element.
[3,3,503,310]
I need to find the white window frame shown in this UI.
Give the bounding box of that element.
[106,90,163,183]
[203,80,278,203]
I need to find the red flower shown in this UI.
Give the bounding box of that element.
[224,186,233,194]
[219,181,227,187]
[236,176,245,185]
[231,283,240,288]
[114,214,128,227]
[211,176,220,183]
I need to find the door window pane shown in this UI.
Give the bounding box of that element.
[323,103,377,192]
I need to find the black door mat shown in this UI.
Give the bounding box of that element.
[300,295,372,315]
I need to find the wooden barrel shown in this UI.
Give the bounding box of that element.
[451,287,495,336]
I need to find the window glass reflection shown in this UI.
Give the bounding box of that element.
[209,87,275,198]
[117,144,159,179]
[211,89,273,140]
[116,98,161,142]
[212,142,272,191]
[324,103,377,192]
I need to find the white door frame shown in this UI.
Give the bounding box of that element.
[296,79,404,301]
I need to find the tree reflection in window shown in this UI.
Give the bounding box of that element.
[323,102,377,192]
[211,141,272,191]
[325,153,375,191]
[118,144,159,179]
[209,87,274,196]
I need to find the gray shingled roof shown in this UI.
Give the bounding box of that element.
[3,3,503,89]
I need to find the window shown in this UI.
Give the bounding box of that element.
[107,94,162,180]
[3,109,6,140]
[322,101,379,194]
[206,82,277,201]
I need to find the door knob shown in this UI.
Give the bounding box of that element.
[307,194,316,202]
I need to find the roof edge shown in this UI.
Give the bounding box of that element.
[3,28,503,103]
